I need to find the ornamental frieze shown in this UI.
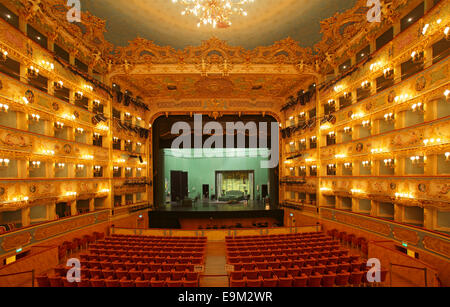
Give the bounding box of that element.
[1,232,32,252]
[334,212,391,236]
[34,215,96,241]
[423,236,450,258]
[392,226,420,245]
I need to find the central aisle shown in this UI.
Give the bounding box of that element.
[200,241,229,287]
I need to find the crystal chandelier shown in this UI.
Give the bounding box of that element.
[172,0,255,28]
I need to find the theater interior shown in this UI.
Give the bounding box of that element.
[0,0,448,290]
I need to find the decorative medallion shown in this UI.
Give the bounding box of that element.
[25,90,34,104]
[415,76,426,92]
[0,187,5,196]
[348,110,353,118]
[365,102,372,111]
[387,90,396,103]
[390,183,397,190]
[63,144,72,154]
[73,111,80,119]
[356,143,364,152]
[418,183,427,193]
[29,185,37,194]
[52,102,59,111]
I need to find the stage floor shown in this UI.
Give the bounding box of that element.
[156,200,274,212]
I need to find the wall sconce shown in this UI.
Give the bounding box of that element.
[328,131,336,137]
[76,128,84,134]
[320,187,331,192]
[0,103,9,112]
[0,48,7,62]
[344,127,352,134]
[74,91,84,100]
[362,160,371,167]
[113,166,119,171]
[0,158,10,168]
[93,133,101,140]
[371,148,384,154]
[344,92,352,99]
[54,80,64,89]
[56,163,65,169]
[410,155,426,166]
[94,165,102,173]
[370,62,381,71]
[327,164,336,170]
[334,85,343,93]
[411,51,424,63]
[395,94,410,103]
[30,161,41,168]
[125,112,131,118]
[411,102,424,112]
[300,139,306,145]
[30,114,40,122]
[361,80,371,90]
[335,154,346,159]
[445,152,450,161]
[384,159,395,167]
[97,124,109,132]
[384,113,395,122]
[383,67,394,79]
[328,99,335,106]
[351,189,363,194]
[344,162,352,169]
[421,23,430,35]
[362,120,371,128]
[84,84,93,91]
[82,155,94,160]
[40,60,54,70]
[311,165,317,170]
[395,192,413,199]
[423,138,442,146]
[444,89,450,101]
[27,66,39,78]
[113,137,119,143]
[43,150,55,155]
[76,164,85,171]
[55,122,64,129]
[66,192,77,197]
[310,136,317,142]
[137,142,142,147]
[351,113,363,120]
[299,112,306,120]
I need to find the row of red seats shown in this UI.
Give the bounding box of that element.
[231,260,367,277]
[227,251,351,264]
[231,257,364,271]
[109,234,207,242]
[80,259,204,270]
[89,249,204,258]
[38,275,199,287]
[225,232,325,241]
[89,244,205,255]
[58,232,105,261]
[227,246,345,257]
[81,255,203,265]
[227,242,339,250]
[328,229,369,253]
[230,269,384,287]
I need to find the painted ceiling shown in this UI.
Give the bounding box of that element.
[80,0,357,50]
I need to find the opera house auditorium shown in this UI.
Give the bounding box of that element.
[0,0,448,290]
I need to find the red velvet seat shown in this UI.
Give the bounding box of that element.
[307,273,322,287]
[335,272,350,287]
[293,274,308,287]
[48,276,64,287]
[105,278,120,287]
[277,275,294,287]
[230,277,246,287]
[321,272,336,287]
[36,275,50,287]
[349,270,365,286]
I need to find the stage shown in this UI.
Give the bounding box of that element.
[149,200,284,229]
[156,200,274,212]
